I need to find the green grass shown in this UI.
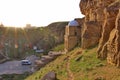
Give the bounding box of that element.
[52,44,64,51]
[25,47,107,80]
[25,55,68,80]
[69,48,106,80]
[70,51,104,72]
[25,47,79,80]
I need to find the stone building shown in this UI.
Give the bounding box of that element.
[64,19,81,52]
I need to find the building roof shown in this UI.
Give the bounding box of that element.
[68,20,79,26]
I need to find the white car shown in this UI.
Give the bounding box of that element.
[21,60,32,65]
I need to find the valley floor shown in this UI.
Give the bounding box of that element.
[0,55,39,75]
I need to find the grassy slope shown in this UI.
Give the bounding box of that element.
[25,47,120,80]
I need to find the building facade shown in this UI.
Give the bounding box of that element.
[64,19,81,52]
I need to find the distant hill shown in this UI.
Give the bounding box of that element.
[47,22,68,44]
[0,21,68,59]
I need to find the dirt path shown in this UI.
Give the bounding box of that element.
[66,49,82,80]
[66,56,74,80]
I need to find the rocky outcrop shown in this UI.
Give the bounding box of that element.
[97,1,120,66]
[97,1,120,59]
[80,0,104,49]
[81,21,101,48]
[79,0,120,66]
[79,0,117,50]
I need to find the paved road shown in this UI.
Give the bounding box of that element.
[0,55,39,75]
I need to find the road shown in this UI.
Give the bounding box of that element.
[0,55,39,75]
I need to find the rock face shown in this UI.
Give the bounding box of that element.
[81,21,101,48]
[79,0,120,66]
[97,1,120,59]
[80,0,104,49]
[97,1,120,66]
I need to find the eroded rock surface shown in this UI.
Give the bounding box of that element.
[79,0,120,66]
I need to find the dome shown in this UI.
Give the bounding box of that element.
[68,20,79,26]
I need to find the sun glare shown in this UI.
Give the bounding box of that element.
[0,0,84,27]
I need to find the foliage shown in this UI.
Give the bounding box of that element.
[51,44,64,51]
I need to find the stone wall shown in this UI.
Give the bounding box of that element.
[64,25,81,52]
[64,35,77,52]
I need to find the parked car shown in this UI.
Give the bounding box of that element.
[35,49,44,53]
[21,60,32,65]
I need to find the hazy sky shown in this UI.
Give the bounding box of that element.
[0,0,84,27]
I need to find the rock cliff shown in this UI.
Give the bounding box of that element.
[79,0,120,66]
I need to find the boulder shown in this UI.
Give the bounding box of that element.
[41,71,57,80]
